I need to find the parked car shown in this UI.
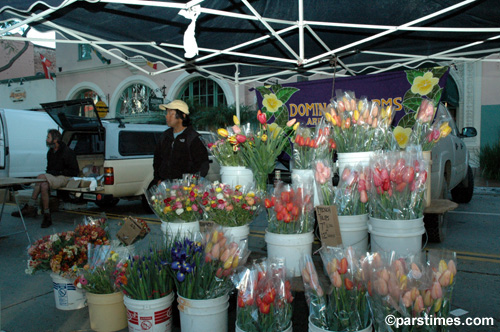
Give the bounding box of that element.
[426,103,477,242]
[42,98,166,209]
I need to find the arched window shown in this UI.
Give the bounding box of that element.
[178,78,227,107]
[116,83,155,117]
[75,89,101,103]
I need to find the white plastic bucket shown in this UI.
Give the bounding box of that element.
[368,217,425,256]
[161,220,200,240]
[291,169,320,206]
[220,224,250,245]
[236,320,292,332]
[308,316,371,332]
[338,214,369,253]
[336,151,374,177]
[265,230,314,277]
[123,292,174,332]
[177,294,229,332]
[50,273,87,310]
[220,166,254,188]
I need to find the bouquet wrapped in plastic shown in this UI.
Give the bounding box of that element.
[198,181,262,227]
[293,120,332,169]
[74,243,126,294]
[323,90,397,152]
[117,244,173,300]
[234,258,294,332]
[208,116,250,166]
[26,215,110,278]
[146,176,205,223]
[369,149,428,220]
[313,159,335,206]
[166,226,246,299]
[334,164,370,215]
[264,181,315,234]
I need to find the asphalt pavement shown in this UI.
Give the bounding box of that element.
[1,178,499,332]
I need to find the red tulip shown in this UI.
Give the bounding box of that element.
[257,110,267,125]
[338,257,348,274]
[402,166,415,183]
[345,277,354,290]
[236,134,246,143]
[264,198,273,208]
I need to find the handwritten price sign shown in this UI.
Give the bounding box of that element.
[315,205,343,247]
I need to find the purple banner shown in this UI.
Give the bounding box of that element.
[254,67,449,128]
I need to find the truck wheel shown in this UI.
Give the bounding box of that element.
[95,198,119,208]
[424,213,446,243]
[451,166,474,203]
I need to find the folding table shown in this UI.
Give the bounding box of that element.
[0,178,46,244]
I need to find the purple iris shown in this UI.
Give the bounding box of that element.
[176,271,186,282]
[171,261,181,270]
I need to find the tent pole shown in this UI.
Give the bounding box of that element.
[298,0,304,63]
[235,64,241,120]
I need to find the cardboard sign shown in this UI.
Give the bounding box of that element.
[315,205,343,247]
[116,217,143,246]
[65,179,81,189]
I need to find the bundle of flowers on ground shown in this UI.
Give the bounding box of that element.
[239,110,299,192]
[234,258,294,332]
[117,244,173,300]
[301,247,371,331]
[323,90,397,152]
[264,181,314,234]
[334,164,370,215]
[363,250,458,332]
[293,120,332,169]
[74,243,126,294]
[26,216,110,279]
[199,181,262,227]
[394,99,452,150]
[146,177,205,223]
[208,115,250,167]
[369,149,428,220]
[166,227,246,299]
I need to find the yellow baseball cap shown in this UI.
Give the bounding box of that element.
[159,100,189,115]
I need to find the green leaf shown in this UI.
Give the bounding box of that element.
[275,87,300,104]
[405,69,426,85]
[431,66,449,78]
[427,85,442,103]
[255,86,272,97]
[396,113,417,129]
[270,84,282,93]
[275,105,289,128]
[402,90,422,113]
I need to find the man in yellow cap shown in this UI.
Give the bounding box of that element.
[153,100,209,183]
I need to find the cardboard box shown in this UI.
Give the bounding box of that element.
[80,180,92,188]
[116,217,145,246]
[65,179,81,189]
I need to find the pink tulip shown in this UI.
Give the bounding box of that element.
[411,263,422,279]
[380,269,390,282]
[402,291,413,307]
[447,260,457,276]
[374,278,388,296]
[236,134,246,143]
[211,243,220,259]
[286,118,297,127]
[439,270,452,287]
[414,295,425,313]
[232,125,241,134]
[373,168,383,187]
[341,168,351,182]
[333,271,342,288]
[257,110,267,125]
[402,166,415,183]
[417,99,435,123]
[388,274,401,299]
[431,281,443,300]
[360,190,368,203]
[381,168,389,182]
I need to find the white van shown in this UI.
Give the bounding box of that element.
[0,109,57,178]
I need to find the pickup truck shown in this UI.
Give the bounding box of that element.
[425,103,477,242]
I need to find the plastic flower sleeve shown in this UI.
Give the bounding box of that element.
[313,159,334,206]
[334,163,369,216]
[234,265,259,332]
[300,254,329,329]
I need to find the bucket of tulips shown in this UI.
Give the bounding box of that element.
[199,181,262,260]
[368,149,429,256]
[264,180,315,277]
[74,244,128,332]
[146,176,205,239]
[234,258,294,332]
[331,163,370,253]
[301,247,372,332]
[167,227,246,332]
[210,115,254,188]
[118,244,174,332]
[239,110,299,193]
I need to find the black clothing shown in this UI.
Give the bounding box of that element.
[153,126,209,182]
[46,142,79,177]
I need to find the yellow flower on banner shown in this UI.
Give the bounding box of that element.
[268,123,278,132]
[393,126,413,149]
[411,72,439,96]
[262,93,283,113]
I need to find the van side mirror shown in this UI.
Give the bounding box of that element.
[461,127,477,138]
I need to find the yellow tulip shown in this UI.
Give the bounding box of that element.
[324,112,333,123]
[353,110,360,122]
[261,134,268,142]
[217,128,229,138]
[233,115,240,125]
[223,256,234,269]
[293,122,300,130]
[434,298,442,312]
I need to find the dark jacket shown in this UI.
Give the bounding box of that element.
[153,126,209,182]
[46,142,79,177]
